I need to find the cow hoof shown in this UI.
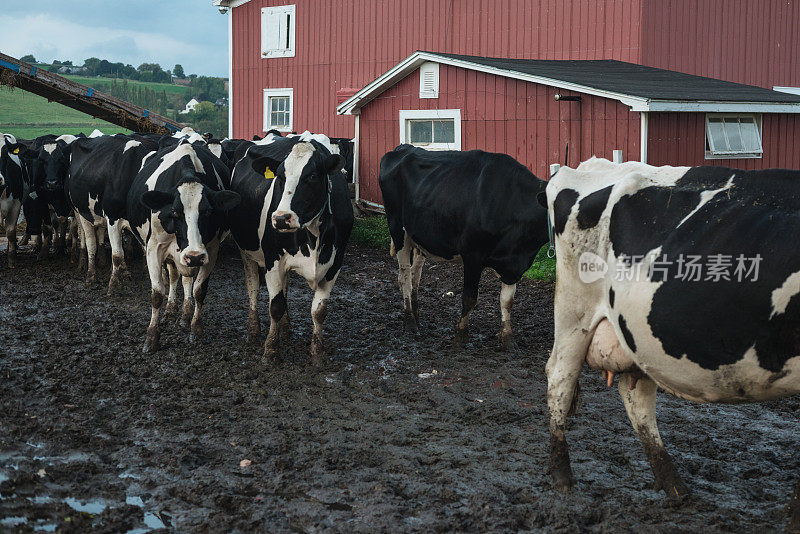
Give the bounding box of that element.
[310,340,327,367]
[498,330,515,351]
[550,468,576,492]
[143,331,160,353]
[7,255,16,269]
[659,479,691,506]
[402,312,419,335]
[189,329,203,343]
[107,278,120,296]
[77,256,87,271]
[453,328,468,348]
[263,346,281,366]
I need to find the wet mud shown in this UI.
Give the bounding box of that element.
[1,242,798,532]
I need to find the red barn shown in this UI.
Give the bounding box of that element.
[214,0,800,206]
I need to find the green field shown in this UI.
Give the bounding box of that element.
[0,74,183,139]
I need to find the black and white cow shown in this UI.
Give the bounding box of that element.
[0,133,29,267]
[126,141,239,353]
[379,144,549,348]
[9,134,77,260]
[541,157,800,529]
[227,136,353,365]
[66,134,161,290]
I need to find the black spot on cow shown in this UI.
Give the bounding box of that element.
[637,166,800,372]
[618,315,636,353]
[576,186,612,230]
[608,286,615,308]
[552,188,579,235]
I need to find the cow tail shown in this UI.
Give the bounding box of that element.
[389,239,396,257]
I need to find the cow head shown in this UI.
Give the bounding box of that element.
[263,142,343,232]
[10,136,74,194]
[140,169,240,267]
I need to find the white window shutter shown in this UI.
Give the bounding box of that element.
[261,8,281,56]
[419,62,439,99]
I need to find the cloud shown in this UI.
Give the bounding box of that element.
[0,14,226,76]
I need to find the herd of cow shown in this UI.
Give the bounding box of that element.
[1,126,799,529]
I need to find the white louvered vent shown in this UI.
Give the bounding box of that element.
[419,62,439,99]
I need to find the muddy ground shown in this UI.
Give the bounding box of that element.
[1,239,798,533]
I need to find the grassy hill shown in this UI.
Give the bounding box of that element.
[0,76,183,140]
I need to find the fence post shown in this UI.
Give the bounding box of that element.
[549,163,561,177]
[612,149,623,163]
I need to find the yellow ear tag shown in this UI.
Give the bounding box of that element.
[264,168,275,180]
[12,148,19,154]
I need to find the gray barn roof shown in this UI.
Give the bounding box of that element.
[338,51,800,115]
[433,53,800,104]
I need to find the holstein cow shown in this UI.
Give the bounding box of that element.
[379,145,549,348]
[0,133,28,267]
[541,157,800,529]
[228,136,353,365]
[127,141,239,353]
[10,134,80,259]
[66,134,160,290]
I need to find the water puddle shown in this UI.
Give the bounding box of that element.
[126,495,144,507]
[33,523,57,532]
[63,497,107,514]
[0,516,28,527]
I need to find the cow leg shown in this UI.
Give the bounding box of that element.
[546,331,592,490]
[73,213,84,266]
[143,244,166,353]
[180,276,194,330]
[189,243,218,342]
[396,233,418,334]
[107,219,128,295]
[279,274,291,339]
[498,282,517,350]
[241,251,261,344]
[410,246,425,324]
[310,279,335,367]
[38,224,54,261]
[96,224,108,268]
[53,216,67,255]
[164,262,180,319]
[2,200,21,268]
[263,267,287,363]
[454,262,481,346]
[618,374,690,502]
[78,217,97,283]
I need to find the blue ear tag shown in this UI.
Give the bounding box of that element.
[264,168,275,180]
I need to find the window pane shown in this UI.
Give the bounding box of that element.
[739,119,761,151]
[409,120,433,143]
[433,120,455,143]
[707,118,726,151]
[271,97,280,112]
[723,118,744,151]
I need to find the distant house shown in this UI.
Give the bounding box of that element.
[179,98,200,114]
[215,97,229,107]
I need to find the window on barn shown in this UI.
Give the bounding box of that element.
[705,113,762,159]
[261,5,295,58]
[263,88,294,132]
[399,109,461,150]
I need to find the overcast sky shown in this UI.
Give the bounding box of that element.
[0,1,228,77]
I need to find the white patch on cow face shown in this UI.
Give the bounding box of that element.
[209,143,223,158]
[145,144,204,190]
[770,269,800,318]
[273,142,314,231]
[123,140,142,153]
[177,182,207,267]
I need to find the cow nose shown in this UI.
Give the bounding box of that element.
[46,179,60,191]
[272,212,294,230]
[184,252,207,267]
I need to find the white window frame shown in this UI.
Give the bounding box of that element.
[263,88,294,132]
[261,5,296,59]
[705,113,763,159]
[419,62,439,99]
[399,109,461,150]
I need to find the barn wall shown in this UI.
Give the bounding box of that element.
[647,112,800,170]
[641,0,800,89]
[230,0,646,140]
[358,65,640,205]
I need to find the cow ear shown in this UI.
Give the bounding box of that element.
[536,191,548,208]
[210,190,241,212]
[140,190,174,212]
[6,143,31,159]
[325,154,344,174]
[252,134,263,141]
[251,156,281,180]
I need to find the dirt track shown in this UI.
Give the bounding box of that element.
[1,241,798,533]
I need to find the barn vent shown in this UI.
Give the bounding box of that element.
[419,62,439,99]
